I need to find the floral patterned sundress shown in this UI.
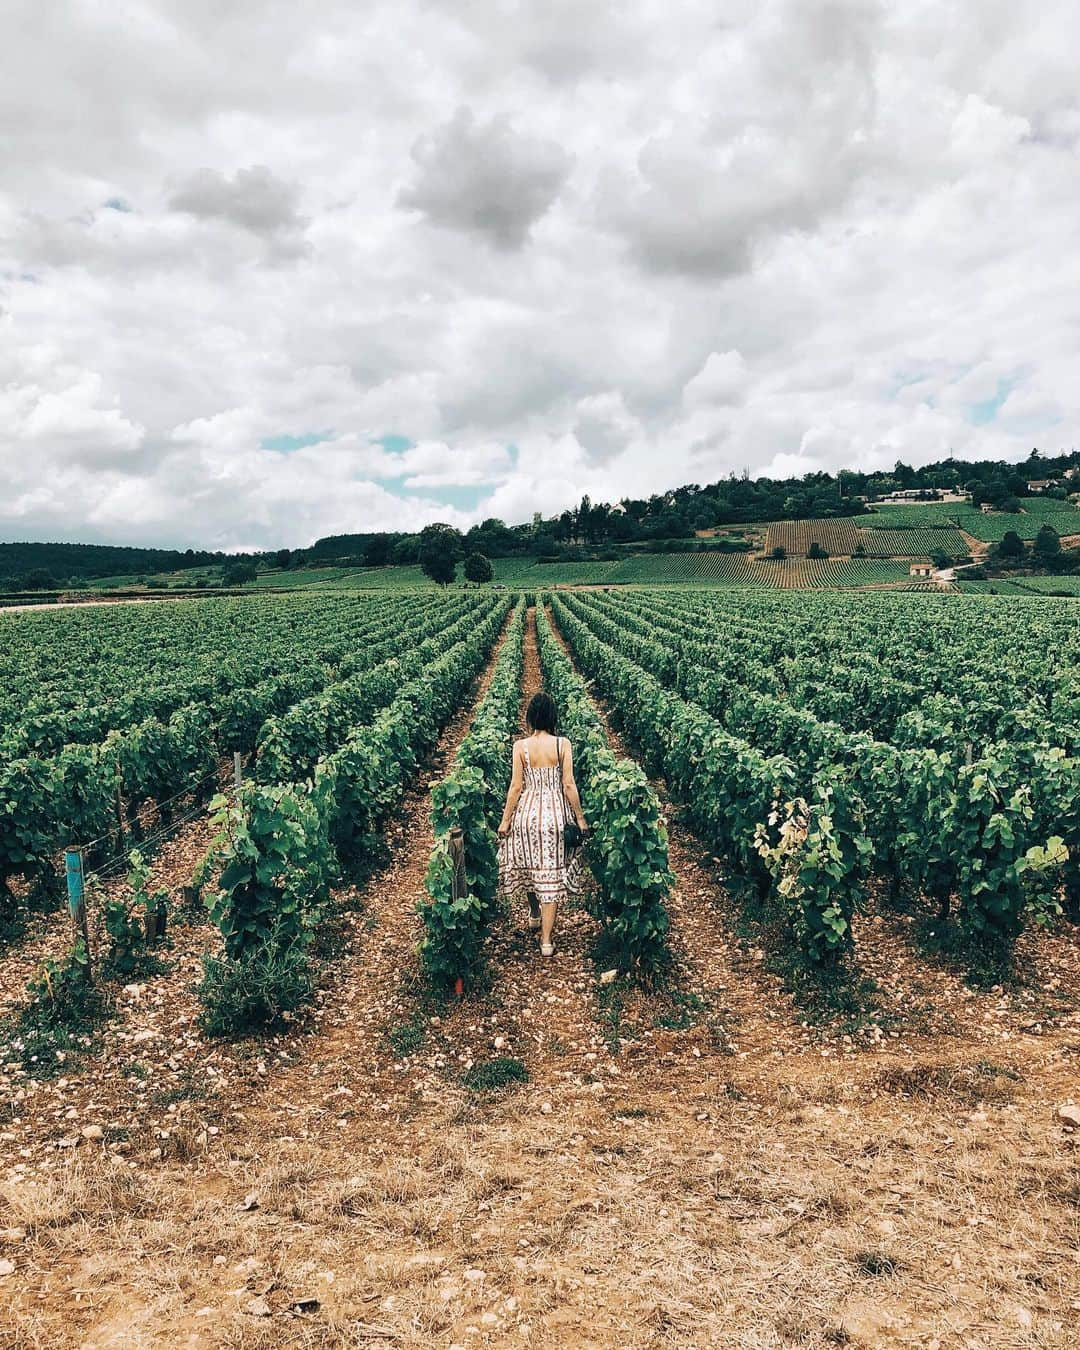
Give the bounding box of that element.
[497,737,585,908]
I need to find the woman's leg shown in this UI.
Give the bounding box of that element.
[540,900,558,950]
[527,890,541,929]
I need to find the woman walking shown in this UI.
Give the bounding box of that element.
[497,691,588,956]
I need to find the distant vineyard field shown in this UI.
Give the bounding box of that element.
[858,527,970,557]
[954,580,1038,596]
[762,519,969,559]
[605,553,754,585]
[950,506,1080,542]
[763,519,861,556]
[767,559,911,588]
[855,504,964,528]
[601,552,910,588]
[252,566,361,588]
[857,500,1079,542]
[321,553,915,590]
[1012,576,1080,596]
[492,559,620,586]
[320,559,621,589]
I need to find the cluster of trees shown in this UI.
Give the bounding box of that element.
[0,542,232,592]
[865,447,1077,503]
[993,525,1078,570]
[417,524,493,587]
[301,449,1079,570]
[964,525,1079,580]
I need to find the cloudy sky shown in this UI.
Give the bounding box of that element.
[2,1,1078,550]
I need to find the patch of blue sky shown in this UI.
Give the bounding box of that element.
[103,197,132,212]
[887,372,937,407]
[380,478,489,513]
[260,430,333,453]
[968,379,1015,427]
[376,433,414,453]
[889,371,928,394]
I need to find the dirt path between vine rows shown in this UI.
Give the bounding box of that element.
[543,603,807,1066]
[2,607,1079,1349]
[434,603,604,1087]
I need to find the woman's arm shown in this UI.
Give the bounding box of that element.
[497,742,524,835]
[560,741,588,831]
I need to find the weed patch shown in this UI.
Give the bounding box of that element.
[196,940,314,1039]
[385,1016,426,1058]
[1,944,110,1078]
[854,1250,904,1278]
[462,1056,529,1092]
[874,1059,1022,1105]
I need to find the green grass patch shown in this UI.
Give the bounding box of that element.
[151,1068,211,1108]
[1,947,111,1079]
[462,1056,529,1092]
[385,1016,426,1058]
[854,1251,904,1278]
[196,941,315,1039]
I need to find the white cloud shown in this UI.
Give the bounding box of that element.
[1,0,1078,549]
[398,107,572,249]
[168,165,310,259]
[572,392,643,463]
[682,351,749,408]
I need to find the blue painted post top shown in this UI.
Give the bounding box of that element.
[65,848,85,915]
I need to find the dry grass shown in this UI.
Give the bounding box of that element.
[2,1068,1079,1347]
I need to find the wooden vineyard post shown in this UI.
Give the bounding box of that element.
[64,847,93,980]
[114,763,125,846]
[450,827,467,996]
[449,827,467,899]
[144,897,167,943]
[233,751,243,792]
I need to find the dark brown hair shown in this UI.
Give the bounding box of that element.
[525,691,558,734]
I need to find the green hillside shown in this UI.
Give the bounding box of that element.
[858,499,1079,542]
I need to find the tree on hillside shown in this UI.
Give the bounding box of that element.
[807,541,828,559]
[463,552,493,584]
[22,569,58,591]
[275,548,292,570]
[1033,524,1061,562]
[996,531,1025,562]
[465,518,517,557]
[392,535,420,565]
[419,523,463,586]
[223,561,258,586]
[363,534,395,567]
